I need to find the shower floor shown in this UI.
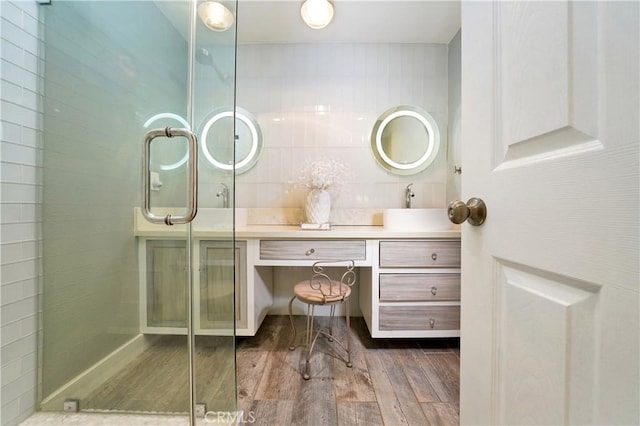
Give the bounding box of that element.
[79,315,460,425]
[82,334,235,414]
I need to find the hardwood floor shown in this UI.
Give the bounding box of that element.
[83,315,460,425]
[239,315,460,426]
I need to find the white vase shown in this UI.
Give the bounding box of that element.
[305,189,331,224]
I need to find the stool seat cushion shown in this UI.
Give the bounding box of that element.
[293,280,351,304]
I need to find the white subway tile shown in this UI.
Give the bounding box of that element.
[1,39,23,67]
[1,321,21,346]
[1,366,36,399]
[20,202,39,221]
[20,164,40,185]
[1,120,22,143]
[0,258,38,285]
[1,78,22,105]
[0,280,34,306]
[0,327,37,366]
[0,222,38,243]
[21,11,39,36]
[0,183,38,203]
[1,58,25,87]
[1,161,21,183]
[19,386,36,413]
[20,314,37,338]
[1,142,38,166]
[21,88,38,111]
[20,351,36,375]
[1,242,23,265]
[1,358,21,386]
[1,100,39,128]
[0,398,20,424]
[0,3,23,27]
[19,1,41,22]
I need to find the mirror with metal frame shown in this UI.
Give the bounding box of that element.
[371,105,441,175]
[199,106,263,174]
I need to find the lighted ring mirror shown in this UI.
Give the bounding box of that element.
[199,106,263,174]
[371,105,441,175]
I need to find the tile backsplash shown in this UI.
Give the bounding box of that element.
[197,42,450,210]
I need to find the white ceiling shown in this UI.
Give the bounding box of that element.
[237,1,461,44]
[158,1,461,45]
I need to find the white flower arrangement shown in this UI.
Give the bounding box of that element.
[290,157,351,194]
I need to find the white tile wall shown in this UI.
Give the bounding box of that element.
[447,31,462,204]
[234,43,449,210]
[1,2,42,425]
[195,42,450,211]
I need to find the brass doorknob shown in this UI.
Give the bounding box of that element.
[448,197,487,226]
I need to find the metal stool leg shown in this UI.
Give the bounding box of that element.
[327,305,336,342]
[304,304,315,380]
[287,296,297,351]
[345,300,352,368]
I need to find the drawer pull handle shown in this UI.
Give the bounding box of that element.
[305,248,315,256]
[431,252,438,261]
[431,286,437,296]
[429,318,436,328]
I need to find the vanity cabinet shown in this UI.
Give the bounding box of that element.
[364,239,461,338]
[135,219,460,339]
[139,238,259,336]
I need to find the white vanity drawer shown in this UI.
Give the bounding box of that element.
[379,240,461,268]
[259,240,366,261]
[379,306,460,331]
[379,273,460,302]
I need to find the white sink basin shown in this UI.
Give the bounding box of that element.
[192,208,246,229]
[383,208,456,231]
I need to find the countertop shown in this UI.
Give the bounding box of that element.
[133,208,461,239]
[135,224,460,239]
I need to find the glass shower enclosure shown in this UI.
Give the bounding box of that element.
[38,0,238,422]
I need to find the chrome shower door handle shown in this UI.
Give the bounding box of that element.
[142,127,198,226]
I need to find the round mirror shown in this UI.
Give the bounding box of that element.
[199,106,263,174]
[371,105,441,175]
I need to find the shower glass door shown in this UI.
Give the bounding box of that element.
[39,0,237,421]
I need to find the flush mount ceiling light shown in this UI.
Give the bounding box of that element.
[301,0,334,30]
[198,1,234,32]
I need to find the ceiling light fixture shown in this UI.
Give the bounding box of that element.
[301,0,334,30]
[198,1,234,32]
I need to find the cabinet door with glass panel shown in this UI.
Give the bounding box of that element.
[144,240,188,331]
[198,240,247,333]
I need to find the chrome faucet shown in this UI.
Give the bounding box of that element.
[405,183,415,208]
[216,183,229,208]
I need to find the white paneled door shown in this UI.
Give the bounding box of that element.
[460,1,639,425]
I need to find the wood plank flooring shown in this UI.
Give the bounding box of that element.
[83,315,460,425]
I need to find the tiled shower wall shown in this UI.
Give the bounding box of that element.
[233,43,450,210]
[0,1,41,424]
[38,0,186,403]
[2,1,188,423]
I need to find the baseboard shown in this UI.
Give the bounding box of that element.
[40,334,158,411]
